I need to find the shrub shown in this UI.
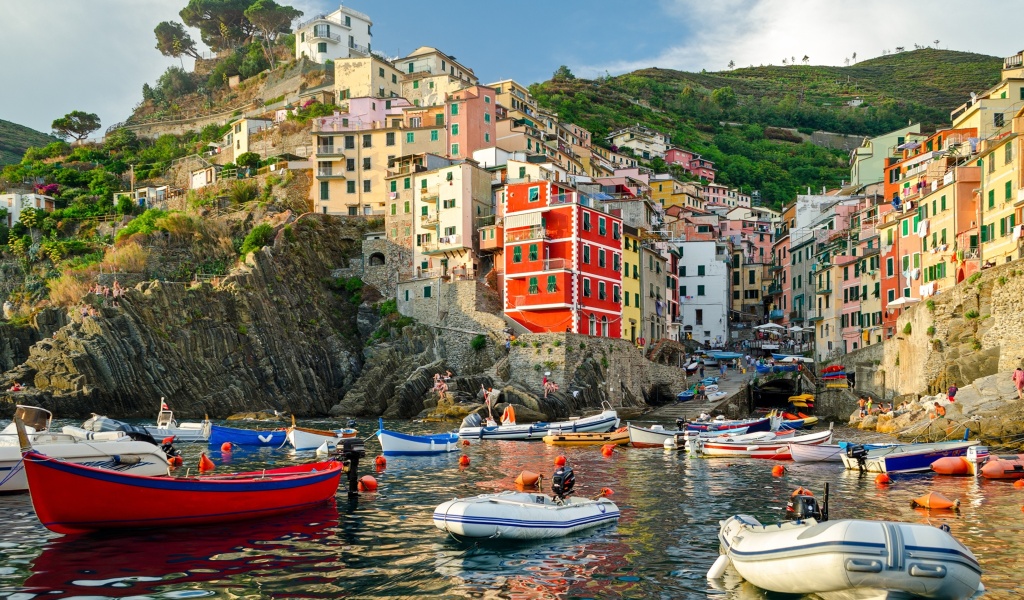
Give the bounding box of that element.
[925,299,935,312]
[534,364,542,372]
[926,326,936,336]
[553,340,561,347]
[579,342,586,350]
[344,277,363,293]
[378,298,397,316]
[229,180,259,204]
[971,339,982,351]
[103,242,150,272]
[239,223,274,255]
[902,323,912,334]
[998,276,1007,286]
[283,224,296,242]
[47,273,93,306]
[931,339,942,350]
[532,340,541,348]
[601,356,609,369]
[238,325,248,335]
[967,273,981,285]
[965,309,979,319]
[470,334,486,351]
[115,209,167,243]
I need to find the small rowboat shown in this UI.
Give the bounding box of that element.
[142,400,211,443]
[377,419,460,456]
[458,405,619,441]
[840,440,980,474]
[543,428,629,447]
[433,491,619,539]
[286,416,357,451]
[689,427,832,458]
[20,449,343,534]
[209,424,286,447]
[685,416,772,433]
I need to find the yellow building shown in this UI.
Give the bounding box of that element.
[979,134,1018,264]
[950,51,1024,139]
[649,177,703,210]
[621,225,642,342]
[334,56,403,101]
[488,79,538,120]
[400,73,468,107]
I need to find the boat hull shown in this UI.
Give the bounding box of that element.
[287,427,356,451]
[22,451,343,534]
[685,417,769,433]
[143,421,211,443]
[718,515,982,600]
[209,425,286,447]
[458,410,619,441]
[696,429,831,459]
[542,429,629,447]
[840,441,979,473]
[0,440,168,493]
[377,429,460,456]
[789,443,844,463]
[433,491,619,539]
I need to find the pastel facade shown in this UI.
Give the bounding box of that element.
[446,86,496,159]
[334,56,403,101]
[1,193,55,227]
[295,5,372,63]
[677,240,730,347]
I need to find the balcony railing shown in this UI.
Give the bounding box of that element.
[316,168,345,178]
[769,309,785,319]
[766,283,782,295]
[420,213,439,226]
[311,31,341,43]
[315,146,345,157]
[542,258,567,270]
[421,234,463,253]
[506,226,548,242]
[349,42,370,55]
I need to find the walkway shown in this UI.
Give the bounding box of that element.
[646,366,755,422]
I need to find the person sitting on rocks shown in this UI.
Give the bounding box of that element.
[443,370,453,381]
[931,402,946,419]
[9,383,22,392]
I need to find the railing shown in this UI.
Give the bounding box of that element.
[420,213,439,225]
[1005,53,1023,69]
[315,145,345,156]
[421,234,462,252]
[506,226,548,242]
[296,13,357,31]
[542,258,567,270]
[766,283,782,295]
[311,31,342,43]
[769,309,785,319]
[349,42,370,55]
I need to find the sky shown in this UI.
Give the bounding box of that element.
[1,0,1022,136]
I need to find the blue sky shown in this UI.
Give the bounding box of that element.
[1,0,1021,136]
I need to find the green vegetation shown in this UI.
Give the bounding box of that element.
[902,323,912,334]
[51,111,101,144]
[965,309,979,319]
[967,273,982,285]
[531,49,1002,207]
[927,325,936,336]
[377,298,397,317]
[470,335,487,351]
[925,299,935,312]
[0,119,58,165]
[115,209,169,242]
[239,223,274,255]
[971,338,982,351]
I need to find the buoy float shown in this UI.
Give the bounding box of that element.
[791,487,813,497]
[707,555,730,580]
[357,475,378,492]
[515,470,540,489]
[875,473,891,485]
[555,455,567,467]
[459,455,470,467]
[220,442,233,453]
[461,439,471,447]
[1014,479,1024,489]
[162,436,175,446]
[911,492,960,510]
[600,487,614,497]
[198,452,215,473]
[601,444,615,457]
[771,464,786,477]
[169,455,183,468]
[930,456,970,476]
[375,455,387,468]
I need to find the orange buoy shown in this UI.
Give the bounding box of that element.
[911,492,960,510]
[162,436,176,446]
[555,455,567,467]
[600,487,614,497]
[459,455,470,467]
[931,456,970,476]
[169,455,183,468]
[771,465,786,477]
[198,452,215,473]
[615,426,628,433]
[791,487,814,497]
[875,473,891,485]
[981,457,1024,480]
[357,475,378,492]
[1014,479,1024,489]
[601,444,615,457]
[461,439,471,447]
[220,442,233,453]
[515,470,540,489]
[375,455,387,468]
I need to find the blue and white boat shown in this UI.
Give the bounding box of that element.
[434,490,619,539]
[377,419,460,456]
[755,363,799,374]
[457,406,619,441]
[208,424,287,447]
[840,440,980,473]
[708,351,743,361]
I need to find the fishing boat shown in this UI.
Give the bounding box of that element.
[457,405,619,441]
[628,423,770,448]
[542,427,629,447]
[714,514,983,599]
[778,415,819,430]
[142,400,212,443]
[20,448,344,534]
[689,427,832,458]
[208,424,287,447]
[376,419,460,456]
[0,406,171,493]
[755,363,799,374]
[433,464,618,539]
[841,440,980,474]
[685,416,773,433]
[676,389,696,402]
[789,443,845,463]
[286,416,357,451]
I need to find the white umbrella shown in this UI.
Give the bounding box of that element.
[887,297,920,308]
[789,326,804,332]
[755,323,785,330]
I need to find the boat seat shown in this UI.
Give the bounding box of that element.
[795,519,843,540]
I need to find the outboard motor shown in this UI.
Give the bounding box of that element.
[787,494,822,521]
[551,465,576,501]
[338,436,366,495]
[675,418,685,430]
[460,413,482,430]
[846,444,868,472]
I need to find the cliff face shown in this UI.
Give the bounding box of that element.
[2,215,366,419]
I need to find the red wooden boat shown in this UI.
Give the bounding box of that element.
[22,450,344,534]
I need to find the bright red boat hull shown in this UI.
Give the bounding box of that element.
[22,450,344,534]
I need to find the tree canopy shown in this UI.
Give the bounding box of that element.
[51,111,101,143]
[244,0,301,63]
[179,0,256,52]
[155,21,202,60]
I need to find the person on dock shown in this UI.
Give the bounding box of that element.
[1013,367,1024,400]
[947,384,958,403]
[699,365,705,379]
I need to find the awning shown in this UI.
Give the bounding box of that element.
[887,297,921,308]
[504,213,542,229]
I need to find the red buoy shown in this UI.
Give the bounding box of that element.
[357,475,378,492]
[198,452,215,473]
[601,444,615,457]
[169,455,183,468]
[459,455,470,467]
[375,455,387,468]
[461,439,471,446]
[220,442,233,453]
[931,456,969,476]
[555,455,567,467]
[1015,479,1024,489]
[771,465,786,477]
[875,473,891,485]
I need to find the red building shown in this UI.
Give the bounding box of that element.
[503,181,623,336]
[665,147,716,182]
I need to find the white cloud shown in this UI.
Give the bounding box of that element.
[579,0,1021,77]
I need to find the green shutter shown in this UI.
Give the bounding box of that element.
[513,246,522,262]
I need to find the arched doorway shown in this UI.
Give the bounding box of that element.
[368,252,386,266]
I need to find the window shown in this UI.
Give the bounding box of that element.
[989,190,995,208]
[528,244,538,261]
[319,181,329,200]
[1006,180,1013,201]
[583,279,591,297]
[748,270,755,284]
[403,177,411,189]
[450,104,459,116]
[317,42,327,53]
[363,179,371,192]
[451,143,459,156]
[406,132,414,143]
[344,135,355,149]
[599,281,606,300]
[697,285,705,296]
[613,253,620,272]
[599,249,606,268]
[528,187,539,202]
[1006,141,1014,165]
[451,124,459,136]
[390,181,397,193]
[697,265,705,276]
[421,179,427,189]
[589,314,596,336]
[484,133,490,142]
[613,223,620,240]
[386,132,395,146]
[430,130,438,141]
[680,266,686,277]
[995,112,1005,128]
[599,217,606,236]
[583,213,591,231]
[346,181,356,193]
[413,80,419,89]
[435,114,444,127]
[513,246,522,263]
[624,293,630,307]
[887,289,895,302]
[363,157,371,170]
[732,271,740,285]
[423,285,432,298]
[379,67,385,77]
[583,245,590,264]
[528,277,539,294]
[362,134,371,148]
[484,113,491,123]
[547,275,557,293]
[680,285,686,297]
[444,226,456,236]
[391,73,397,84]
[633,264,638,279]
[390,203,396,215]
[442,198,456,209]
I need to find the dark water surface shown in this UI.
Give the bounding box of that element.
[0,421,1020,599]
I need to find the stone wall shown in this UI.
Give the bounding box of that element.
[837,342,885,399]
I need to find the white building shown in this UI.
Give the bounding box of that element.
[411,162,492,280]
[676,240,731,347]
[294,5,372,64]
[606,125,671,160]
[1,193,55,227]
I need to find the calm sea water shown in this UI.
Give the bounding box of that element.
[0,421,1020,599]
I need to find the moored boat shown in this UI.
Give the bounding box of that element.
[377,419,460,456]
[684,416,772,433]
[142,399,211,443]
[961,445,1024,479]
[715,514,983,599]
[789,443,844,463]
[209,424,287,447]
[690,427,832,459]
[542,428,629,447]
[841,440,980,474]
[286,416,357,451]
[458,404,619,441]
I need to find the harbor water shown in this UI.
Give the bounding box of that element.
[0,422,1020,599]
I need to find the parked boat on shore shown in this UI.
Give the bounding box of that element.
[377,419,460,456]
[688,427,832,459]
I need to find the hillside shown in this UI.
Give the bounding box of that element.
[0,119,57,166]
[531,49,1004,206]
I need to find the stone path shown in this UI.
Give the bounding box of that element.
[645,367,755,422]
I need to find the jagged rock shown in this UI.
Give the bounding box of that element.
[858,414,878,430]
[227,411,283,421]
[356,304,380,339]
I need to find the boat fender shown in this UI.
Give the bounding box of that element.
[601,444,615,457]
[771,465,786,477]
[374,455,387,468]
[162,436,176,446]
[875,473,891,485]
[198,452,215,473]
[169,455,183,468]
[664,437,677,451]
[707,555,730,580]
[594,487,613,499]
[911,492,960,510]
[221,442,233,453]
[554,455,567,467]
[515,470,540,489]
[357,475,378,492]
[113,454,141,466]
[459,455,470,467]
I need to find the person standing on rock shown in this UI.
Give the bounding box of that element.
[857,396,867,418]
[1013,368,1024,400]
[865,397,873,415]
[947,384,958,403]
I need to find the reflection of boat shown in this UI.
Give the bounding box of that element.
[287,415,357,451]
[543,428,629,447]
[841,440,980,473]
[716,514,983,599]
[0,406,169,493]
[142,400,211,443]
[458,406,619,441]
[209,424,287,447]
[433,491,619,539]
[22,448,344,534]
[24,503,339,597]
[377,419,460,455]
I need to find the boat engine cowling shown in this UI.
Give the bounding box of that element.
[460,413,482,429]
[846,444,868,471]
[786,494,822,520]
[552,465,575,499]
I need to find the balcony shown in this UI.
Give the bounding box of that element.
[420,213,439,227]
[315,146,345,157]
[479,225,503,251]
[769,309,785,320]
[816,287,833,295]
[789,310,803,321]
[349,42,370,56]
[311,30,341,43]
[315,168,345,179]
[769,263,784,272]
[421,234,464,254]
[766,283,782,295]
[506,258,571,276]
[506,226,549,242]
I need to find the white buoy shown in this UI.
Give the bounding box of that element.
[316,441,329,455]
[707,554,730,579]
[663,437,677,451]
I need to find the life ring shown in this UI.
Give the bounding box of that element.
[501,404,516,425]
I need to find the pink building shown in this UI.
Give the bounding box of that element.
[702,183,750,208]
[446,85,496,159]
[665,147,717,182]
[312,97,414,132]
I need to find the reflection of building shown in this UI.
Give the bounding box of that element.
[294,5,372,63]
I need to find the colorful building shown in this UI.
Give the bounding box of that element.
[446,85,496,159]
[621,225,642,342]
[294,5,372,63]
